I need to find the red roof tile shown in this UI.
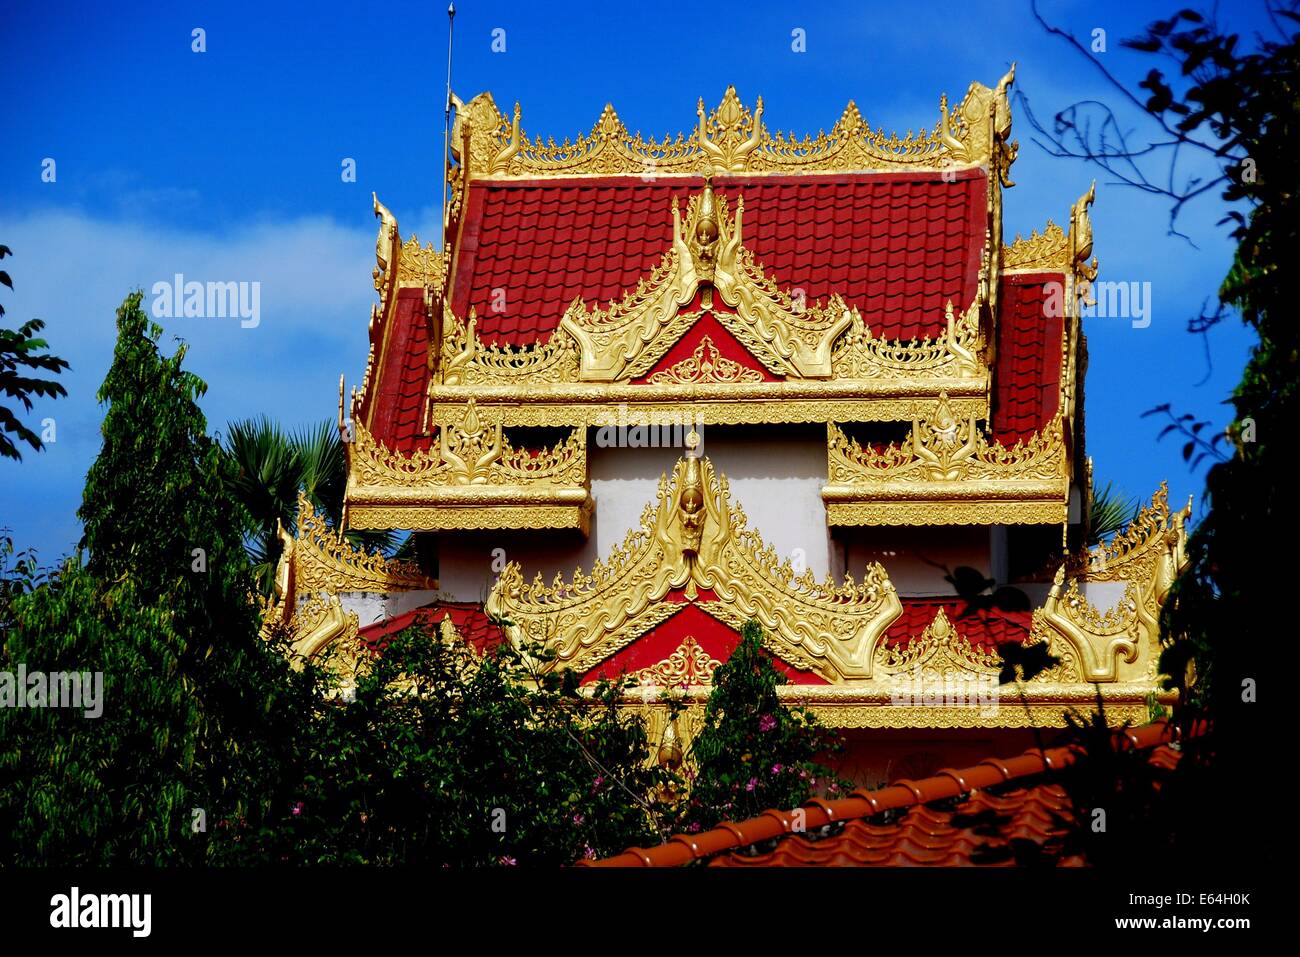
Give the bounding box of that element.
[585,721,1187,867]
[368,288,432,453]
[993,273,1064,442]
[449,171,988,347]
[358,601,503,656]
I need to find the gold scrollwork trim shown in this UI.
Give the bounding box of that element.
[292,493,437,594]
[449,74,1016,180]
[825,499,1068,527]
[426,390,988,430]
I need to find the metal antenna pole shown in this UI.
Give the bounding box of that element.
[441,3,456,243]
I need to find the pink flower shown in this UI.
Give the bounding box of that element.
[583,846,596,860]
[771,763,783,775]
[758,714,776,732]
[290,801,304,817]
[499,856,517,866]
[687,822,702,833]
[745,777,757,792]
[572,812,585,826]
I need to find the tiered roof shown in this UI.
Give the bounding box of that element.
[254,72,1187,737]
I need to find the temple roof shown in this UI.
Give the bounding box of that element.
[585,720,1185,867]
[451,171,988,348]
[344,75,1102,538]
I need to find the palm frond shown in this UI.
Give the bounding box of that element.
[1088,480,1140,545]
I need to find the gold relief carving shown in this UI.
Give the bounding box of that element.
[350,401,586,490]
[553,183,852,382]
[292,493,437,594]
[343,402,592,533]
[823,394,1069,526]
[285,593,362,662]
[873,608,1002,677]
[1002,221,1069,272]
[372,193,400,298]
[348,504,591,534]
[448,75,1016,180]
[1070,182,1099,285]
[622,685,1165,735]
[644,332,764,384]
[425,392,988,430]
[396,235,447,291]
[831,300,982,381]
[647,335,766,385]
[940,64,1017,183]
[1034,484,1192,683]
[433,183,988,396]
[486,448,903,683]
[440,310,580,386]
[628,636,722,687]
[825,500,1067,527]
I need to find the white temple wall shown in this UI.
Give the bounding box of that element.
[432,426,1009,604]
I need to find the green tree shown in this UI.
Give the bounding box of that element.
[679,620,849,834]
[235,623,674,866]
[0,292,298,864]
[0,244,70,460]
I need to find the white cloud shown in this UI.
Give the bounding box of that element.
[0,208,380,559]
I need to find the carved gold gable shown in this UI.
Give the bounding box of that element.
[486,442,904,682]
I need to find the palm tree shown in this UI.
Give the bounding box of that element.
[1088,480,1140,546]
[222,417,402,595]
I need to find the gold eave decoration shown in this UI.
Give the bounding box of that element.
[344,400,592,533]
[1031,484,1191,683]
[486,442,904,683]
[623,600,1169,735]
[448,70,1016,181]
[291,493,438,593]
[429,182,989,429]
[1002,183,1099,282]
[822,394,1070,526]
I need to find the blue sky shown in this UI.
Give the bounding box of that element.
[0,0,1271,562]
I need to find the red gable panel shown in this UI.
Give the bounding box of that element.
[884,596,1031,651]
[450,170,988,347]
[993,273,1064,442]
[580,602,829,685]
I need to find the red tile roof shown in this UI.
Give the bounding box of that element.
[367,288,433,453]
[358,601,503,656]
[449,171,988,347]
[993,273,1064,442]
[584,721,1186,867]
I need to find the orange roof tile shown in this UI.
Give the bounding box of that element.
[585,721,1188,867]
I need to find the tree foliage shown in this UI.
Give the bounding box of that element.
[1,292,296,864]
[1025,3,1294,865]
[678,620,849,835]
[0,245,70,460]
